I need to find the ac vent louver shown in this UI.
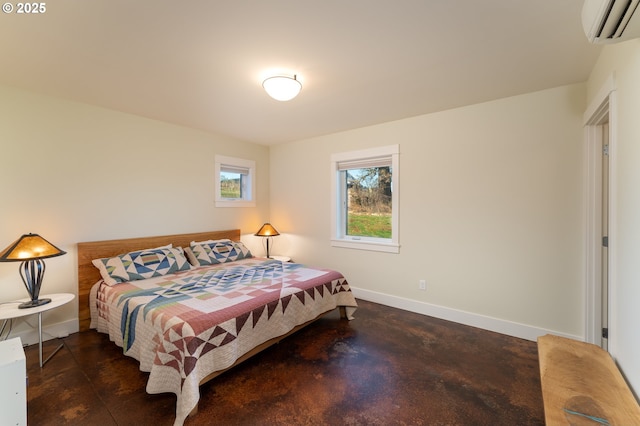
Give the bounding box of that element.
[582,0,640,43]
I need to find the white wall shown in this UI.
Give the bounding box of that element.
[586,39,640,394]
[270,83,586,341]
[0,84,270,344]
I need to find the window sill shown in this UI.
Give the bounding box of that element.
[215,200,256,208]
[331,239,399,253]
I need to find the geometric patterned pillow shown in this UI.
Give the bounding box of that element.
[92,246,191,286]
[188,241,252,266]
[190,238,231,245]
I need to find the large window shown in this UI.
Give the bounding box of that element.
[215,155,255,207]
[331,145,399,253]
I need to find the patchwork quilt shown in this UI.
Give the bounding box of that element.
[90,258,357,426]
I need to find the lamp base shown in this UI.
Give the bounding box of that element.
[18,298,51,309]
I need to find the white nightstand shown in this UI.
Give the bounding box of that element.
[0,293,75,368]
[269,255,291,262]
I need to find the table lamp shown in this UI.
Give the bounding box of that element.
[0,233,66,309]
[254,223,280,258]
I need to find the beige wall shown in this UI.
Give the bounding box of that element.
[270,83,586,340]
[586,39,640,393]
[0,84,271,342]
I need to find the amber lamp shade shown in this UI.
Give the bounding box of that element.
[0,233,66,309]
[254,223,280,258]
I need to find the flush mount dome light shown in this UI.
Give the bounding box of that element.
[262,75,302,101]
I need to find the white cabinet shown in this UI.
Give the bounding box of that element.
[0,337,26,425]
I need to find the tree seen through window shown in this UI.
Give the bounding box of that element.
[220,172,242,199]
[345,166,392,238]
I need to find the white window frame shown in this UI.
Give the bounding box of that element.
[215,155,256,208]
[330,144,399,253]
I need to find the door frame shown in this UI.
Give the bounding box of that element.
[583,75,617,353]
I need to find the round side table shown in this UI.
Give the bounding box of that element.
[0,293,75,368]
[269,255,291,262]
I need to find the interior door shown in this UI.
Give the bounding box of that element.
[601,123,609,351]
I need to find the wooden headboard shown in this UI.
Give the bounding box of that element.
[77,229,241,332]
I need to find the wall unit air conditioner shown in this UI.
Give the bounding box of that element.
[582,0,640,43]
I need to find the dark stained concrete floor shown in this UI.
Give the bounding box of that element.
[25,300,544,425]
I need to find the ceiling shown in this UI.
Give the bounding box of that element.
[0,0,601,145]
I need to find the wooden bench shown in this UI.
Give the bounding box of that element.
[538,334,640,425]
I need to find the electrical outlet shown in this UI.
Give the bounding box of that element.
[419,279,426,290]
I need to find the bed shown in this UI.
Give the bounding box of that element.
[77,229,358,426]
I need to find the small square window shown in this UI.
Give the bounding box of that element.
[215,155,256,208]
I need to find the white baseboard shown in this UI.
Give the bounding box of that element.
[351,287,583,342]
[6,319,79,347]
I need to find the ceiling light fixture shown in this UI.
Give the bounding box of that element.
[262,75,302,101]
